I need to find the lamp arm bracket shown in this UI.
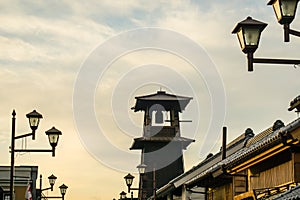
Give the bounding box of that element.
[129,187,140,191]
[289,28,300,37]
[14,132,34,140]
[253,58,300,65]
[14,149,52,153]
[41,187,52,192]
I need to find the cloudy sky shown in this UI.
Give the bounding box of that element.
[0,0,300,199]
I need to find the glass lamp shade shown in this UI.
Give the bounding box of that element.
[232,16,267,53]
[268,0,299,24]
[137,164,147,175]
[120,191,127,199]
[59,184,68,195]
[45,127,62,147]
[26,110,43,131]
[48,174,57,186]
[124,173,134,187]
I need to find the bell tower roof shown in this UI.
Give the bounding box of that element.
[131,91,192,112]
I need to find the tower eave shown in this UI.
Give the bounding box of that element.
[130,137,195,150]
[132,91,192,112]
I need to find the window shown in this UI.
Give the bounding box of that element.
[4,194,10,200]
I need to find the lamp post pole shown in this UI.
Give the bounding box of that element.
[9,110,16,200]
[38,175,42,200]
[153,168,156,200]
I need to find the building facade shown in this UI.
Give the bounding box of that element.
[155,117,300,200]
[0,165,38,200]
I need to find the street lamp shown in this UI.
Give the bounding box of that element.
[232,16,300,71]
[268,0,300,42]
[124,173,135,193]
[59,184,68,200]
[46,127,62,156]
[48,174,58,190]
[120,191,127,200]
[10,110,62,200]
[136,164,147,175]
[26,110,43,139]
[40,174,57,192]
[232,16,267,55]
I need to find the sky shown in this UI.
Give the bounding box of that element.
[0,0,300,199]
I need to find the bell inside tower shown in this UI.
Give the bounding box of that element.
[155,110,163,124]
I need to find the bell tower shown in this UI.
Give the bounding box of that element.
[130,91,194,198]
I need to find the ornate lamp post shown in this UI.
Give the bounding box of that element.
[39,183,68,200]
[10,110,62,200]
[38,174,57,199]
[268,0,300,42]
[232,16,300,71]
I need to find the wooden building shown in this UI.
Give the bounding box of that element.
[154,117,300,200]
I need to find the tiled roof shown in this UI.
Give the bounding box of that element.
[273,185,300,200]
[225,118,300,168]
[156,130,254,194]
[156,117,300,197]
[185,118,300,186]
[135,91,192,101]
[245,127,272,147]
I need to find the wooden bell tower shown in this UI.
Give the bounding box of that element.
[130,91,194,199]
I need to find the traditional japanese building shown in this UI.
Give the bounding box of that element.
[155,117,300,200]
[130,91,195,199]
